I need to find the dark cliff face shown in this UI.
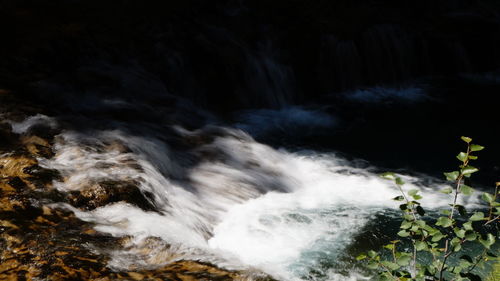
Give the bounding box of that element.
[1,0,500,111]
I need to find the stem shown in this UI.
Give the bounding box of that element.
[396,183,418,277]
[438,240,449,281]
[468,249,487,273]
[487,185,498,221]
[484,215,500,225]
[392,244,397,263]
[396,184,418,221]
[448,174,464,220]
[412,243,417,278]
[439,175,462,281]
[449,143,470,219]
[376,260,400,281]
[439,240,466,281]
[440,143,471,281]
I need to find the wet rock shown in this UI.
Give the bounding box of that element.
[0,155,37,179]
[23,164,61,185]
[0,122,16,151]
[0,100,276,281]
[7,177,27,191]
[20,135,54,158]
[67,181,157,211]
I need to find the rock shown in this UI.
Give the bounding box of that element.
[23,164,61,184]
[20,135,54,158]
[67,181,156,211]
[0,122,16,151]
[0,98,277,281]
[0,155,38,179]
[7,176,27,191]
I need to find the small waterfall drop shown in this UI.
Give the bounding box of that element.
[14,108,480,281]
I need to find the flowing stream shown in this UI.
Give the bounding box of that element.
[10,103,484,281]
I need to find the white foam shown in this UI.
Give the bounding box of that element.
[207,151,481,280]
[39,123,481,280]
[9,114,58,134]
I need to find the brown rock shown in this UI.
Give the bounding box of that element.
[67,181,156,211]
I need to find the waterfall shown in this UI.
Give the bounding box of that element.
[3,2,498,280]
[12,106,481,281]
[242,41,296,108]
[361,24,416,85]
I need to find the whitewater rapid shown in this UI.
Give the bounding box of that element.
[12,111,482,281]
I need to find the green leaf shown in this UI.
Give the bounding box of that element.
[441,209,451,216]
[392,195,405,201]
[384,244,394,250]
[381,261,400,271]
[424,225,439,235]
[479,233,495,249]
[481,192,494,203]
[397,255,411,266]
[397,230,410,237]
[470,144,484,152]
[440,187,453,194]
[464,231,477,241]
[456,152,468,162]
[444,171,459,181]
[454,244,462,252]
[436,217,453,228]
[413,194,423,200]
[367,250,378,258]
[415,241,427,251]
[463,221,473,230]
[367,262,378,269]
[454,228,466,238]
[415,220,426,228]
[401,221,412,229]
[380,172,396,180]
[356,254,367,261]
[403,214,414,221]
[461,136,472,143]
[460,185,474,195]
[451,237,461,247]
[468,155,478,160]
[379,272,394,281]
[462,166,479,175]
[431,233,444,242]
[395,177,405,186]
[408,189,419,197]
[469,212,484,221]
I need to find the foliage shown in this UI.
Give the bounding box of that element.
[358,137,499,280]
[486,258,499,281]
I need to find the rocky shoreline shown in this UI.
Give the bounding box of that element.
[0,92,275,281]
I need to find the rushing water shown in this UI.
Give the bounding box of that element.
[9,100,486,281]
